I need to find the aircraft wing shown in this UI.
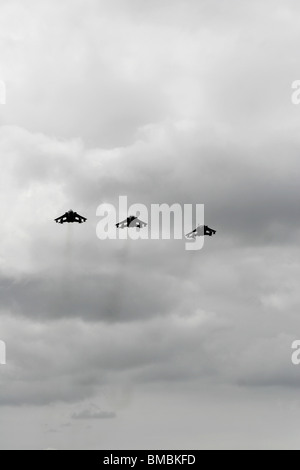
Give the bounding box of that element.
[116,219,129,229]
[186,226,206,238]
[185,229,197,239]
[74,213,87,224]
[55,213,68,224]
[204,226,216,236]
[129,218,147,228]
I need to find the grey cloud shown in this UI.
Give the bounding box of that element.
[0,266,182,322]
[0,0,300,450]
[0,309,223,406]
[2,123,300,257]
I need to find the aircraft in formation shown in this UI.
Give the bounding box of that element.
[55,211,216,238]
[55,210,87,224]
[186,225,216,239]
[116,215,148,229]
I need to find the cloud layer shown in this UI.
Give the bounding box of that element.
[0,0,300,450]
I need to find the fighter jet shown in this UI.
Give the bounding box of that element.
[55,210,87,224]
[186,225,216,239]
[116,215,147,229]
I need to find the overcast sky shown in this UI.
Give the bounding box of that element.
[1,0,300,450]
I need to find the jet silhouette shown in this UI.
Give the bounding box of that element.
[186,225,216,239]
[116,215,147,229]
[55,210,87,224]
